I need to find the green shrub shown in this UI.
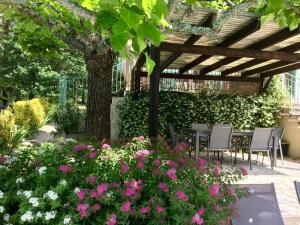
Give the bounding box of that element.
[52,102,83,135]
[14,98,47,131]
[118,90,282,138]
[0,110,15,149]
[0,137,246,224]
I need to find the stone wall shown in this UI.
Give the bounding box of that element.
[110,97,125,140]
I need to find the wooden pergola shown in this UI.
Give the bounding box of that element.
[130,6,300,137]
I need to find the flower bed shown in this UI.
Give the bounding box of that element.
[0,137,247,224]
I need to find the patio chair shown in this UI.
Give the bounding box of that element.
[191,123,209,149]
[273,127,285,165]
[207,125,233,166]
[248,128,273,170]
[168,124,189,147]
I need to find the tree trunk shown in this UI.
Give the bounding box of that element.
[84,47,114,140]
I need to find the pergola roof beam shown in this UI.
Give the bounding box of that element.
[222,42,300,76]
[261,63,300,78]
[179,19,261,74]
[242,61,295,77]
[160,42,300,61]
[140,71,260,82]
[199,27,300,76]
[160,13,216,72]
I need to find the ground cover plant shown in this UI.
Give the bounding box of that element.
[0,137,247,224]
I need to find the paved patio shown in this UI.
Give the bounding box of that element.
[222,153,300,225]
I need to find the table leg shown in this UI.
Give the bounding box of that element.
[196,132,199,160]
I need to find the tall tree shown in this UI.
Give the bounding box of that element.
[0,0,168,140]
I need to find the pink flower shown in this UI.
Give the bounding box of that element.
[101,155,109,161]
[123,180,143,197]
[198,207,205,215]
[177,157,186,165]
[86,176,97,184]
[76,191,85,200]
[176,191,188,202]
[137,136,145,141]
[76,203,89,217]
[123,187,136,197]
[88,151,97,159]
[227,186,235,196]
[91,203,101,211]
[175,142,187,152]
[240,167,248,176]
[134,149,150,159]
[102,144,110,149]
[166,168,177,181]
[156,205,165,214]
[214,165,220,176]
[214,160,220,165]
[214,204,221,212]
[158,182,169,193]
[197,158,207,169]
[119,160,129,174]
[107,213,117,225]
[90,190,97,198]
[73,144,87,152]
[209,184,220,196]
[121,201,131,212]
[125,142,132,147]
[111,182,120,188]
[153,168,159,176]
[137,159,145,170]
[166,160,177,168]
[154,159,160,167]
[0,155,6,164]
[192,213,204,225]
[59,165,72,173]
[97,183,108,196]
[140,206,150,214]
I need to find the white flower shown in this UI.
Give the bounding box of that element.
[45,211,56,220]
[29,197,39,207]
[16,177,25,184]
[74,187,81,193]
[38,166,47,175]
[106,191,113,198]
[23,190,32,199]
[0,191,3,199]
[3,213,9,221]
[20,211,33,222]
[63,215,71,224]
[44,190,58,201]
[0,206,4,213]
[36,211,43,218]
[17,190,23,196]
[60,179,67,186]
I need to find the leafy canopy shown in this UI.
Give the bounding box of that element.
[1,0,300,74]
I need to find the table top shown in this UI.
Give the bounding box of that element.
[188,128,278,137]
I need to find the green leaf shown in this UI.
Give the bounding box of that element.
[142,0,157,16]
[23,20,38,33]
[120,7,142,29]
[261,13,275,24]
[137,23,163,46]
[2,6,19,20]
[145,52,155,75]
[109,32,129,53]
[96,10,118,31]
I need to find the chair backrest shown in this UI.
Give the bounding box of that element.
[191,123,208,130]
[250,128,273,150]
[209,125,232,150]
[168,124,177,147]
[273,127,284,140]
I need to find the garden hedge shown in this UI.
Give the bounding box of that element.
[118,91,282,138]
[0,110,15,148]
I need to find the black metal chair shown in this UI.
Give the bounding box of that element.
[273,127,285,165]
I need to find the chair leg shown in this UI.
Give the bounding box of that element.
[230,151,233,168]
[220,152,223,165]
[242,149,244,160]
[267,151,273,170]
[234,151,237,166]
[207,149,210,163]
[256,153,259,165]
[249,150,252,170]
[279,140,284,165]
[262,153,264,165]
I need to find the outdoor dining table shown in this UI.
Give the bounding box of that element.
[190,128,280,167]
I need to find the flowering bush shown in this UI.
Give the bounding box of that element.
[0,137,246,224]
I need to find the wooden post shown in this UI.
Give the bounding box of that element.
[149,45,160,138]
